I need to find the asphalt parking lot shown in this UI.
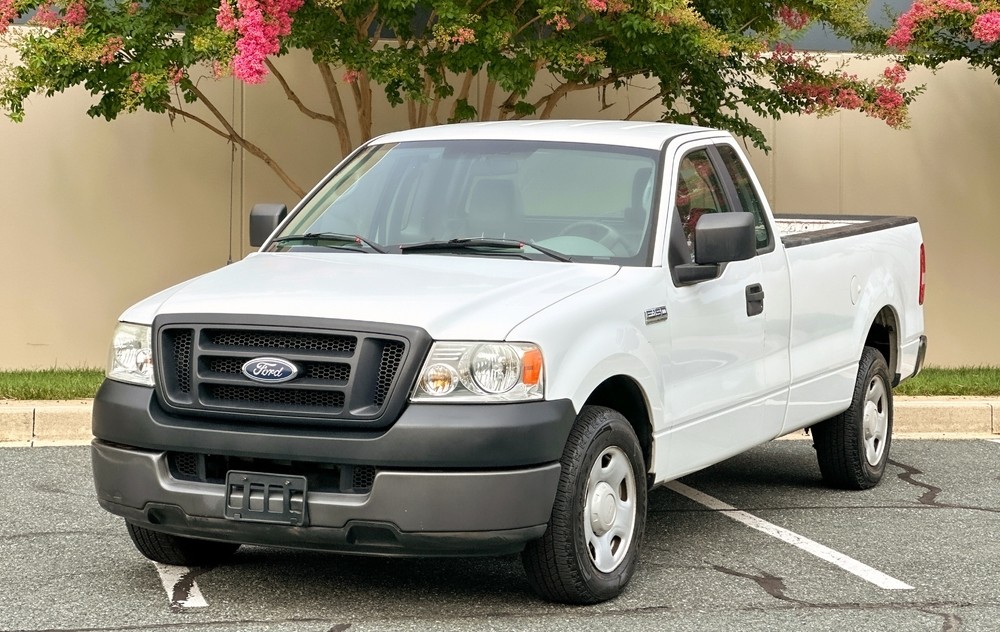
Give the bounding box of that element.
[1,438,997,632]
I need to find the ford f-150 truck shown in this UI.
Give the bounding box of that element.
[93,120,927,604]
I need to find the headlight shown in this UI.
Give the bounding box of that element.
[107,322,154,386]
[411,342,543,402]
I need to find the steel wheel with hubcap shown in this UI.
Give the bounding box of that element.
[812,346,893,490]
[522,405,646,604]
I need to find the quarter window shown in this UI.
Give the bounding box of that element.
[716,145,771,249]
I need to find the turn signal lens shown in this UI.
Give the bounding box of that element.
[522,348,543,386]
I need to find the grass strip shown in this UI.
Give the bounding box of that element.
[894,366,1000,397]
[0,368,105,400]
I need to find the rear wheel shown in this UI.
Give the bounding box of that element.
[126,521,240,566]
[522,406,647,603]
[812,346,893,490]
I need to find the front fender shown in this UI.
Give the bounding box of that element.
[505,268,666,433]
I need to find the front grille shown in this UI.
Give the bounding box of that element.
[168,452,377,493]
[157,320,420,425]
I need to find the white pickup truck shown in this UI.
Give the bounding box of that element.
[93,120,926,604]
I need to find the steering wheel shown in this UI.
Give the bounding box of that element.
[559,221,631,256]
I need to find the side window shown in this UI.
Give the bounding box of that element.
[717,145,771,249]
[675,149,732,252]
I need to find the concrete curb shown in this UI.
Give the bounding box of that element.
[1,396,998,446]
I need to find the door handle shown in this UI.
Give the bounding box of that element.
[746,283,764,317]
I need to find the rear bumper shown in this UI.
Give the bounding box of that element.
[896,334,928,385]
[93,440,557,556]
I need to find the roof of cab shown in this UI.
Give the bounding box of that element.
[370,119,717,151]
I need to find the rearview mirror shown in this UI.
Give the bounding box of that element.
[694,212,757,265]
[674,212,757,285]
[249,203,288,248]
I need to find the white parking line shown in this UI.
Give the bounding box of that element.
[665,481,913,590]
[990,439,1000,444]
[153,563,208,609]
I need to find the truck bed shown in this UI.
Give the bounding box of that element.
[775,214,919,248]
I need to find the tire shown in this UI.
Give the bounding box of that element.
[522,405,647,604]
[812,346,893,490]
[126,521,240,566]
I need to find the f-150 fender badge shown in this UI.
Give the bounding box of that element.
[644,306,668,324]
[241,357,300,383]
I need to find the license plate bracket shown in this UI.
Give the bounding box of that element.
[224,471,307,526]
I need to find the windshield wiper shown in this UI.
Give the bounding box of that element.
[270,232,387,253]
[399,238,572,262]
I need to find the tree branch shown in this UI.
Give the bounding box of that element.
[625,89,665,120]
[265,58,339,126]
[317,62,354,155]
[184,84,306,197]
[481,77,497,121]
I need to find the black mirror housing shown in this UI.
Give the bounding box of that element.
[694,212,757,265]
[249,203,288,248]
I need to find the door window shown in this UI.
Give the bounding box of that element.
[675,149,732,255]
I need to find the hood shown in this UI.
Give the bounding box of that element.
[121,252,619,340]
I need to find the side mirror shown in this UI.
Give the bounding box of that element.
[249,203,288,248]
[674,212,756,285]
[694,212,757,265]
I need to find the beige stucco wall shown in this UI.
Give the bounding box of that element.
[1,45,997,369]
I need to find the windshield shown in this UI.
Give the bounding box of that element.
[269,140,660,265]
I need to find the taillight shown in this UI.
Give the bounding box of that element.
[919,243,926,305]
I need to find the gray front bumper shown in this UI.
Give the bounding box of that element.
[93,440,558,556]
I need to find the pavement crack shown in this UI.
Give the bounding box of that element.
[889,459,999,514]
[919,607,964,631]
[711,565,812,606]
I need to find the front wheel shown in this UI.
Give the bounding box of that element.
[522,406,647,604]
[812,346,893,490]
[126,522,240,566]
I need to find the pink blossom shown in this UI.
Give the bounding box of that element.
[168,66,185,85]
[0,0,16,35]
[226,0,305,84]
[450,26,476,45]
[835,88,863,110]
[212,59,230,79]
[64,1,86,26]
[129,72,144,94]
[217,0,237,31]
[575,52,596,65]
[887,0,977,50]
[586,0,607,13]
[777,5,810,30]
[128,2,139,15]
[972,11,1000,43]
[875,85,905,110]
[98,36,123,64]
[882,63,906,85]
[547,14,571,31]
[30,3,63,28]
[342,69,359,84]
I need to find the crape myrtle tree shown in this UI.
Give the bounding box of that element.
[878,1,1000,77]
[1,0,919,197]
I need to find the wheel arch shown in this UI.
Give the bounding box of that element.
[865,305,900,385]
[583,375,654,484]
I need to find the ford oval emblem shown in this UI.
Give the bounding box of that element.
[241,357,299,384]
